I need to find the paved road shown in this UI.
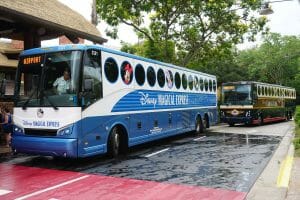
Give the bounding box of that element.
[0,121,294,200]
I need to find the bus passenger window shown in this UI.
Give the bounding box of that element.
[204,79,209,92]
[213,80,217,92]
[147,66,156,87]
[209,80,213,92]
[166,70,173,89]
[121,61,133,85]
[188,75,193,90]
[135,64,145,86]
[157,69,165,88]
[194,76,199,91]
[104,58,118,83]
[199,78,204,91]
[182,74,187,90]
[175,72,181,89]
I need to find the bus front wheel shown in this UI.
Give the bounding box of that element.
[108,127,121,158]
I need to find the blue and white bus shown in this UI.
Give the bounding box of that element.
[12,45,217,158]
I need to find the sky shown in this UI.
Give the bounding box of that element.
[2,0,299,49]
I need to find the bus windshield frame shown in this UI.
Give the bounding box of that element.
[14,50,82,108]
[222,84,252,105]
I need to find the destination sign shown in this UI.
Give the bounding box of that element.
[23,56,42,65]
[223,86,235,90]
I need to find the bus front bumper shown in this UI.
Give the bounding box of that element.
[220,116,253,124]
[12,136,78,158]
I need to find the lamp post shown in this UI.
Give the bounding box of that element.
[259,0,294,15]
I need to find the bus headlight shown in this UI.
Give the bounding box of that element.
[57,124,73,136]
[14,125,24,134]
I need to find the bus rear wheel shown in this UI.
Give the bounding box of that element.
[195,117,206,134]
[108,127,121,158]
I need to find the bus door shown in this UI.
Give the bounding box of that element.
[80,49,103,154]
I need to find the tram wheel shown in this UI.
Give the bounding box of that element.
[259,115,264,126]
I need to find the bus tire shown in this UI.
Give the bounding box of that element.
[195,117,202,134]
[204,114,210,128]
[108,127,121,158]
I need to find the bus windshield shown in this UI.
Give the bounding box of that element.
[222,84,252,105]
[15,51,82,108]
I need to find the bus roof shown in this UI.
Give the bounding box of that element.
[20,44,216,78]
[222,81,295,90]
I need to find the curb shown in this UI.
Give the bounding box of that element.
[277,144,294,188]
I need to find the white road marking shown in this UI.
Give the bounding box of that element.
[145,148,170,158]
[0,189,12,196]
[193,136,206,141]
[14,175,89,200]
[246,130,257,134]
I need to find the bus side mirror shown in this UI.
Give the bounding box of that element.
[84,79,93,91]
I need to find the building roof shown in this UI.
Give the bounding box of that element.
[0,0,107,44]
[0,42,21,68]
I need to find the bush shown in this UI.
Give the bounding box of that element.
[294,106,300,126]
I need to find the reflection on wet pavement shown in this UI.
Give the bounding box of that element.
[4,132,281,193]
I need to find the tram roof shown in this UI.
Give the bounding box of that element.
[222,81,295,90]
[20,44,216,78]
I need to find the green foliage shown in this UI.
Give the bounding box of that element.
[293,106,300,156]
[96,0,268,66]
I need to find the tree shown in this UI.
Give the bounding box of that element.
[237,33,300,86]
[96,0,268,66]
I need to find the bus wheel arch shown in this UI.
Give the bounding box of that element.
[107,124,128,158]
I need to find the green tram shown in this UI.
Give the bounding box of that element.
[220,81,296,126]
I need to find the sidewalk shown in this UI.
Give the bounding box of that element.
[286,157,300,200]
[247,124,295,200]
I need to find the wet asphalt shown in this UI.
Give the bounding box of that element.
[0,131,281,193]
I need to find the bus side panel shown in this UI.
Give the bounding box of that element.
[128,113,151,146]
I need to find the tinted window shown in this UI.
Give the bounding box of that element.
[209,79,213,92]
[182,74,187,90]
[157,68,165,88]
[175,72,181,89]
[166,70,173,89]
[104,58,118,83]
[135,64,145,86]
[188,75,193,90]
[147,66,156,87]
[194,76,199,91]
[83,49,102,107]
[121,61,133,85]
[213,80,217,92]
[199,77,204,91]
[204,79,208,91]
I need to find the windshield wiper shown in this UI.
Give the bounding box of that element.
[22,87,39,110]
[40,90,58,110]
